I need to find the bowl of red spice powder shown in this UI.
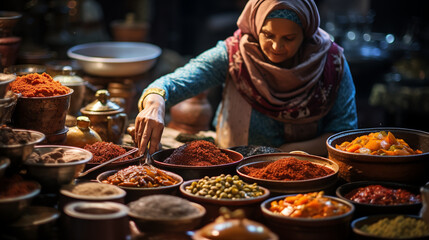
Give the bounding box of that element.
[9,73,73,135]
[335,181,423,218]
[151,140,244,181]
[236,153,339,195]
[81,142,143,179]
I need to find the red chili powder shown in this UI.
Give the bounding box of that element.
[9,72,70,97]
[241,157,334,180]
[84,142,134,164]
[164,140,234,166]
[0,175,37,198]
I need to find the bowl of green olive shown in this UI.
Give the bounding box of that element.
[179,174,270,225]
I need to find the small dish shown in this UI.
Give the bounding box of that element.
[336,181,422,218]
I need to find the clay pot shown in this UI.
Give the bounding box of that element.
[168,91,213,134]
[110,13,149,42]
[0,36,21,67]
[65,116,102,148]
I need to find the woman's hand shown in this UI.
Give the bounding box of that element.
[134,94,166,156]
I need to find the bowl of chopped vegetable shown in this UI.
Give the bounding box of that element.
[326,127,429,184]
[261,192,355,240]
[97,165,183,203]
[351,214,429,240]
[336,181,422,218]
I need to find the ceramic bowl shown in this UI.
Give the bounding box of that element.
[23,145,93,191]
[67,41,161,77]
[326,127,429,184]
[62,201,130,240]
[236,152,339,195]
[128,196,206,233]
[82,146,143,180]
[59,182,126,211]
[5,206,60,240]
[151,148,244,181]
[336,181,423,218]
[0,11,22,37]
[0,180,41,222]
[0,129,45,173]
[180,179,270,224]
[97,168,183,203]
[351,214,429,240]
[261,194,355,240]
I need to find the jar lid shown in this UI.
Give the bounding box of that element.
[84,89,121,112]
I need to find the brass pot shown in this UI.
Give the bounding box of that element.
[80,90,127,144]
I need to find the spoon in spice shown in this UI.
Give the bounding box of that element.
[78,148,138,178]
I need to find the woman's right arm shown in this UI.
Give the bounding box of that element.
[135,41,229,155]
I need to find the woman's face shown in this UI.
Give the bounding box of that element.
[258,18,304,64]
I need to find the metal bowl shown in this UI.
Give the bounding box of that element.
[0,92,20,125]
[0,73,16,97]
[336,181,422,218]
[67,42,162,77]
[351,214,429,240]
[23,145,93,191]
[326,127,429,184]
[0,180,41,222]
[128,195,206,233]
[5,206,60,240]
[97,168,183,203]
[236,153,339,195]
[180,179,270,224]
[228,145,283,158]
[261,194,355,240]
[4,64,46,76]
[151,148,244,181]
[0,157,10,178]
[0,129,46,173]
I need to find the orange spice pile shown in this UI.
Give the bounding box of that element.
[9,72,70,97]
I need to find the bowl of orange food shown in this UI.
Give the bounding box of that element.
[326,128,429,184]
[97,165,183,203]
[260,191,355,240]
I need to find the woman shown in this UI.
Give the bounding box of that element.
[134,0,357,156]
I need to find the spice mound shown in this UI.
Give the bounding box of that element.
[185,174,264,200]
[0,175,38,199]
[164,140,234,166]
[102,165,179,188]
[0,125,32,145]
[26,148,86,164]
[241,157,334,181]
[128,194,202,219]
[67,182,123,197]
[335,131,423,155]
[84,142,134,164]
[360,215,429,238]
[9,73,70,97]
[345,184,421,205]
[269,191,351,218]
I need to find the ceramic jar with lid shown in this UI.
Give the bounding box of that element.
[80,89,127,144]
[65,116,102,148]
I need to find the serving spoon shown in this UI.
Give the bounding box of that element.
[78,147,138,178]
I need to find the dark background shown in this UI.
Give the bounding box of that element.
[2,0,429,131]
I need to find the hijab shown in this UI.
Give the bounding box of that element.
[216,0,344,148]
